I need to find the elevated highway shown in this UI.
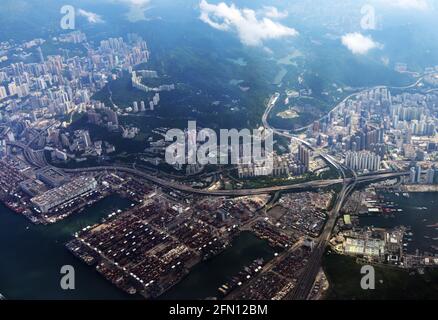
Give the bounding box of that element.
[63,165,343,196]
[61,165,408,197]
[262,91,405,300]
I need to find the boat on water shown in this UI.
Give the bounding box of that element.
[0,293,5,300]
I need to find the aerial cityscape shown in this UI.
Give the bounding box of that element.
[0,0,437,307]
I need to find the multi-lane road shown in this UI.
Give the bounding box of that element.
[62,165,407,197]
[64,165,343,196]
[261,89,403,300]
[286,175,357,300]
[10,140,406,198]
[58,90,405,302]
[263,91,357,300]
[11,84,412,300]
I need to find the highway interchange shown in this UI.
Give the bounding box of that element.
[258,71,436,297]
[8,79,419,300]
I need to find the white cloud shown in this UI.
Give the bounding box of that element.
[115,0,151,7]
[341,32,381,55]
[375,0,429,10]
[114,0,152,22]
[263,46,274,55]
[78,9,105,24]
[123,0,151,5]
[199,0,298,46]
[262,6,288,19]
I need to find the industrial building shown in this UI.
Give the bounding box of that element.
[343,237,385,257]
[35,167,69,188]
[31,176,97,213]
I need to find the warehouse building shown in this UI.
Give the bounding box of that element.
[31,176,97,213]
